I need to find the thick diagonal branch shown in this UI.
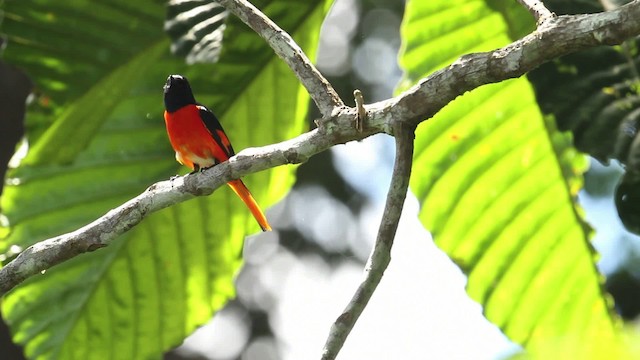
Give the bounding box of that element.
[389,0,640,127]
[320,122,415,360]
[1,0,640,296]
[216,0,344,116]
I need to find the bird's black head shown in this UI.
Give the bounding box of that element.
[163,74,197,113]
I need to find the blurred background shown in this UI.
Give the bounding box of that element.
[1,0,639,359]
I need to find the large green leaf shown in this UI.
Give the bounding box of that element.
[0,0,329,358]
[398,0,620,356]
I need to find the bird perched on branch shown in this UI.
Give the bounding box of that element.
[163,74,271,231]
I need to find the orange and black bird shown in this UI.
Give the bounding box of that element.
[163,74,271,231]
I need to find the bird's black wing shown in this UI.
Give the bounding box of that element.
[197,104,235,158]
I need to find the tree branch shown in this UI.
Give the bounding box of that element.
[1,0,640,296]
[215,0,345,116]
[388,0,640,127]
[0,126,365,296]
[517,0,555,24]
[320,122,415,360]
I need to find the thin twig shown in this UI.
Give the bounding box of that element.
[216,0,344,116]
[320,122,415,360]
[353,89,366,132]
[1,1,640,295]
[516,0,555,24]
[599,0,617,11]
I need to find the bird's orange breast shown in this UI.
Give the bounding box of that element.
[164,105,226,170]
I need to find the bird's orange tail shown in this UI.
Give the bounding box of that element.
[227,179,272,232]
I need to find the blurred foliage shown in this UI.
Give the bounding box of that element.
[165,0,228,64]
[0,0,329,358]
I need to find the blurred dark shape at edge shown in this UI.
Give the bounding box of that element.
[0,60,31,360]
[606,268,640,319]
[0,60,30,197]
[616,172,640,236]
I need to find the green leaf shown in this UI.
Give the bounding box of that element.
[0,0,329,358]
[398,0,620,356]
[25,41,169,165]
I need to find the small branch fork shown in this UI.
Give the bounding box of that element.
[215,0,344,116]
[517,0,555,25]
[320,122,415,360]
